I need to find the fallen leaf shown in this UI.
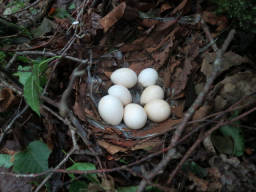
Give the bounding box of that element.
[201,51,251,78]
[171,0,188,15]
[100,2,126,32]
[129,119,181,138]
[214,71,256,111]
[160,3,172,13]
[0,88,16,112]
[193,105,212,121]
[202,11,228,32]
[170,58,193,97]
[188,172,209,191]
[98,140,127,155]
[171,100,185,118]
[131,139,162,152]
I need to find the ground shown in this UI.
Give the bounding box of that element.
[0,0,256,192]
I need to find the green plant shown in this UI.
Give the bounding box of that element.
[0,140,51,173]
[14,56,59,115]
[213,0,256,33]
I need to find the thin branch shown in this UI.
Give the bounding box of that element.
[0,105,29,144]
[34,147,77,192]
[16,51,88,64]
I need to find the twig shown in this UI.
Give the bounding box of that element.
[5,53,17,69]
[136,29,236,192]
[34,147,77,192]
[0,105,29,144]
[200,18,218,52]
[59,65,85,117]
[15,51,88,64]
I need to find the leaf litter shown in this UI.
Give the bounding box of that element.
[0,0,256,191]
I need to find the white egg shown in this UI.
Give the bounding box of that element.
[144,99,170,122]
[140,85,164,105]
[108,85,132,105]
[98,95,123,125]
[124,103,147,129]
[110,68,137,88]
[138,68,158,87]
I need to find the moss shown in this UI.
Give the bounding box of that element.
[213,0,256,33]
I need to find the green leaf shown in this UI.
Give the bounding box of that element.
[13,140,51,173]
[67,162,98,183]
[14,65,32,86]
[0,51,7,66]
[69,180,88,192]
[211,135,234,155]
[14,56,59,116]
[117,186,138,192]
[182,161,208,178]
[53,8,73,20]
[220,125,244,156]
[0,154,13,168]
[16,55,32,63]
[117,186,163,192]
[24,64,41,116]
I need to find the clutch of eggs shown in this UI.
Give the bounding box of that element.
[98,67,171,129]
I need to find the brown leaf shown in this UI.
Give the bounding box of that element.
[202,11,228,32]
[160,3,172,13]
[171,0,188,15]
[129,119,181,138]
[131,139,162,152]
[192,105,212,121]
[98,140,127,155]
[100,2,126,32]
[0,88,16,112]
[171,100,185,118]
[188,172,209,191]
[201,51,251,78]
[214,71,256,111]
[170,58,193,97]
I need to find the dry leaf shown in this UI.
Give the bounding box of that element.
[131,139,162,151]
[201,51,251,78]
[192,105,212,121]
[98,140,127,155]
[100,2,126,32]
[129,119,181,138]
[170,58,193,97]
[171,0,188,15]
[160,3,172,13]
[188,172,209,191]
[0,88,15,112]
[214,71,256,111]
[171,100,185,118]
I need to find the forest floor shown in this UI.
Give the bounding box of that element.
[0,0,256,192]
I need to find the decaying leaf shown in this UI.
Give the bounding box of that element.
[129,119,181,138]
[188,172,209,191]
[97,140,127,155]
[131,139,162,152]
[214,71,256,111]
[201,51,251,78]
[100,2,126,32]
[192,105,212,121]
[0,88,16,112]
[202,11,228,32]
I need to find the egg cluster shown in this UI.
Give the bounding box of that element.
[98,68,171,129]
